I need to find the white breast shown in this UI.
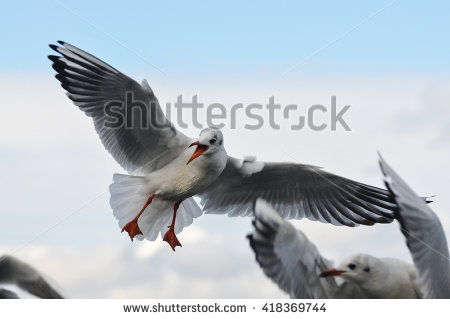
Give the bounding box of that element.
[145,147,227,201]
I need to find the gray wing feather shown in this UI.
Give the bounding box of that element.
[201,157,396,226]
[379,156,450,298]
[0,255,63,299]
[247,199,338,298]
[48,41,191,173]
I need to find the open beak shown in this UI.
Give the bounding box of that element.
[319,268,347,278]
[187,141,209,165]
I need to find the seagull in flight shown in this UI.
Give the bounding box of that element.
[248,156,447,298]
[0,255,63,299]
[48,41,397,251]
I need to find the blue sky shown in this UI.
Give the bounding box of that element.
[2,0,450,75]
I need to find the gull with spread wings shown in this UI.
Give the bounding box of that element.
[48,41,397,251]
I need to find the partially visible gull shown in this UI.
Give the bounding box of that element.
[0,255,63,299]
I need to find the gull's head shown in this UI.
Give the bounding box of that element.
[187,127,224,165]
[320,254,380,284]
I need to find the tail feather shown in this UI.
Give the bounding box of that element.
[139,202,172,241]
[109,173,203,241]
[176,199,202,233]
[109,173,147,229]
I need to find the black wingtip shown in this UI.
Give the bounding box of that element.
[49,44,59,51]
[57,40,66,46]
[54,73,64,82]
[47,55,60,63]
[425,195,436,204]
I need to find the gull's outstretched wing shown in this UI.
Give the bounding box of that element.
[49,41,191,174]
[379,156,450,298]
[247,199,338,298]
[0,255,63,299]
[200,157,396,226]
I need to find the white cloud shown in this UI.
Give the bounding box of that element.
[0,73,449,298]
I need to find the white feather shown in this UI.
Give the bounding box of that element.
[109,173,203,241]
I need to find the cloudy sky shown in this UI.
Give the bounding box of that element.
[1,1,450,298]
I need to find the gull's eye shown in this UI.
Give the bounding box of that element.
[209,138,216,144]
[364,267,370,273]
[348,263,356,270]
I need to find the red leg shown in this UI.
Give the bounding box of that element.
[122,193,156,241]
[163,200,183,251]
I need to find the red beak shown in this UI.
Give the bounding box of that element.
[187,141,209,165]
[319,268,347,278]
